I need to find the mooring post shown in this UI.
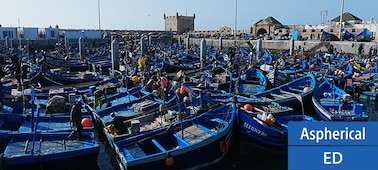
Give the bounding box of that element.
[290,38,295,56]
[256,38,262,61]
[4,36,9,51]
[200,38,207,69]
[79,37,84,61]
[186,37,190,53]
[140,37,145,56]
[111,39,120,78]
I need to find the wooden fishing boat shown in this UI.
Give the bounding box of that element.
[246,73,315,111]
[93,95,162,129]
[0,113,26,132]
[237,107,316,151]
[312,80,368,121]
[235,67,267,96]
[237,101,294,116]
[113,103,235,170]
[97,85,218,148]
[1,132,99,170]
[41,69,101,86]
[345,72,378,101]
[211,74,316,113]
[44,53,88,72]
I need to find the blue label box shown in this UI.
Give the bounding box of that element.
[288,122,378,146]
[289,146,378,170]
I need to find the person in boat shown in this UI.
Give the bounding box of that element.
[68,101,83,140]
[146,75,162,96]
[175,87,192,105]
[151,78,162,97]
[94,87,107,109]
[110,112,130,135]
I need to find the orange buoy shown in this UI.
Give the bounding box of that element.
[303,86,311,91]
[132,76,139,83]
[81,118,92,127]
[165,153,174,167]
[219,140,228,153]
[243,104,253,111]
[180,85,185,95]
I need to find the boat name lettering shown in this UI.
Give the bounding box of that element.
[300,127,366,143]
[243,122,268,137]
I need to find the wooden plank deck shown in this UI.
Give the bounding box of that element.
[176,125,211,144]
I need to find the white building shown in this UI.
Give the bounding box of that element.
[62,30,102,39]
[18,27,39,39]
[38,27,59,39]
[0,27,17,40]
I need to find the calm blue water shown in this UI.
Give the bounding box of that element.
[96,99,378,170]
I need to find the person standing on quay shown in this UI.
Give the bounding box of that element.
[68,101,83,140]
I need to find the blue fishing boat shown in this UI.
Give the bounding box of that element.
[42,69,101,86]
[0,113,26,132]
[353,80,378,101]
[113,102,235,170]
[238,102,294,116]
[16,115,94,133]
[90,89,161,128]
[247,73,315,110]
[98,85,217,148]
[44,53,88,72]
[1,132,99,170]
[312,80,368,121]
[235,67,267,96]
[211,74,316,113]
[237,108,316,151]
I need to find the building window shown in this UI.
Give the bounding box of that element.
[311,29,315,32]
[330,29,333,32]
[351,29,356,32]
[302,29,306,32]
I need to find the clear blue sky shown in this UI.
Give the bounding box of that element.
[0,0,376,30]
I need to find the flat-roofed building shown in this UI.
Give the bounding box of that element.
[164,13,195,34]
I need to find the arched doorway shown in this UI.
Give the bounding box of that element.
[256,28,267,37]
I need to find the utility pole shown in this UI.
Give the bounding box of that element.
[98,0,101,31]
[338,0,344,40]
[234,0,238,38]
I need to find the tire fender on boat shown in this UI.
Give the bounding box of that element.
[219,140,228,153]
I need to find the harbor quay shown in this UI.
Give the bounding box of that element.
[2,37,377,56]
[185,38,378,56]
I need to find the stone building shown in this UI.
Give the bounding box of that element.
[250,16,286,37]
[175,12,376,42]
[164,13,195,34]
[331,12,363,26]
